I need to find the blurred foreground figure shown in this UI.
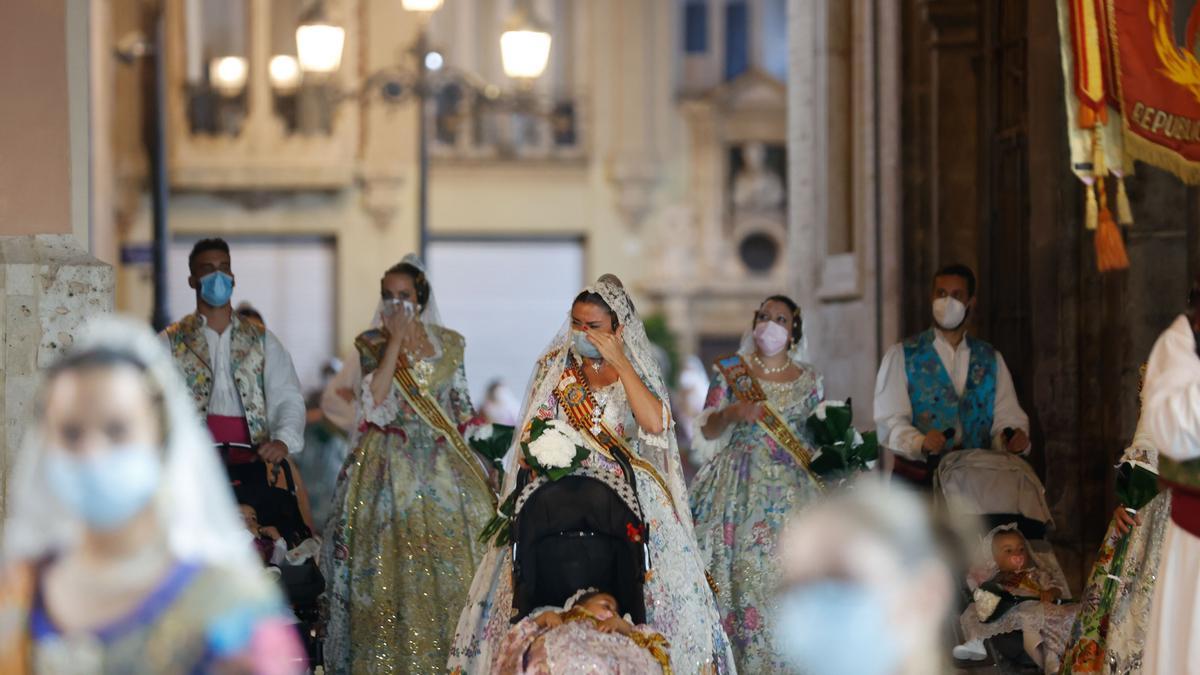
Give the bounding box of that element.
[776,482,959,675]
[0,316,304,673]
[1139,280,1200,675]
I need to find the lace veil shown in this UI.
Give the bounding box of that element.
[3,316,262,572]
[501,275,692,527]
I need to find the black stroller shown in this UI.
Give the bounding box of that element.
[218,442,325,665]
[509,455,650,625]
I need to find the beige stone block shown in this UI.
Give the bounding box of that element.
[0,234,113,525]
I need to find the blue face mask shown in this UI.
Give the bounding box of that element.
[773,581,900,675]
[45,444,162,531]
[198,271,234,308]
[573,330,603,360]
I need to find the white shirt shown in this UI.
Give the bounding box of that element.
[873,329,1030,460]
[1142,314,1200,461]
[164,315,306,454]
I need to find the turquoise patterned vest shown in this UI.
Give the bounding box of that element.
[902,329,997,450]
[163,313,270,444]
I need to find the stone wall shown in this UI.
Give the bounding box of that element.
[0,236,113,521]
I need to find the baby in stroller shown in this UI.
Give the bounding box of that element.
[492,588,671,674]
[955,524,1078,673]
[499,457,668,674]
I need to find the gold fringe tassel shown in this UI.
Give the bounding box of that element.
[1085,182,1098,231]
[1116,175,1134,226]
[1092,127,1107,177]
[1095,176,1130,272]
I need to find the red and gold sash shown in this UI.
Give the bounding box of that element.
[554,362,677,510]
[359,336,493,504]
[715,354,823,488]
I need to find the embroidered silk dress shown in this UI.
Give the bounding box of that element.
[492,612,669,675]
[688,363,824,673]
[322,325,494,673]
[0,561,302,674]
[1060,416,1170,674]
[450,380,735,675]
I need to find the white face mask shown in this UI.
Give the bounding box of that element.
[753,321,791,357]
[45,443,162,531]
[932,297,968,331]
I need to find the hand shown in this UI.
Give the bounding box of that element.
[1114,505,1141,535]
[1006,429,1030,454]
[724,401,764,424]
[586,327,630,369]
[383,308,411,340]
[1039,589,1061,603]
[534,611,564,629]
[259,526,283,542]
[597,616,634,636]
[259,440,289,464]
[922,429,947,455]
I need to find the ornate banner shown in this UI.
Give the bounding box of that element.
[1110,0,1200,182]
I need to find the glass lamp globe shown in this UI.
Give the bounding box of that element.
[269,55,302,93]
[296,22,345,74]
[500,29,551,79]
[209,56,248,97]
[402,0,444,11]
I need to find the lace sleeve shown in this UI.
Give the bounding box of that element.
[359,371,402,428]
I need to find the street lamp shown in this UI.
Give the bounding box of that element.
[500,0,552,81]
[295,0,551,261]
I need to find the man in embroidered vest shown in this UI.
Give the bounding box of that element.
[161,238,306,466]
[1140,278,1200,674]
[873,264,1052,529]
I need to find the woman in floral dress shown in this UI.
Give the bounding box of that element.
[1059,392,1170,674]
[321,256,494,673]
[449,275,734,675]
[689,295,825,673]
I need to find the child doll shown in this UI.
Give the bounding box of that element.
[491,589,672,675]
[955,525,1078,673]
[239,503,286,566]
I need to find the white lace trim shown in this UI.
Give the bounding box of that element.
[688,407,730,467]
[359,371,403,427]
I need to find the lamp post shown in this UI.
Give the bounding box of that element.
[296,0,551,262]
[116,5,172,331]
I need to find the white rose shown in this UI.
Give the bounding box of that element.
[814,399,847,421]
[469,424,494,442]
[973,588,1001,622]
[529,428,578,468]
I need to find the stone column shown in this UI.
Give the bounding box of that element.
[0,1,115,518]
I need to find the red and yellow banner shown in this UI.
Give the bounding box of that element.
[1110,0,1200,182]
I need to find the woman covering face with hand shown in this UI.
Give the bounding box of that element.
[321,254,494,674]
[0,316,304,674]
[688,295,826,672]
[449,275,734,675]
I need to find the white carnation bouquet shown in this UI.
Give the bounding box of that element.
[479,418,590,547]
[521,418,590,480]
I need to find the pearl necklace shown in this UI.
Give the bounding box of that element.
[752,353,790,375]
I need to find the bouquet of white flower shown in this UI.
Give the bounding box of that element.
[806,398,879,484]
[521,418,590,481]
[466,422,514,474]
[478,418,591,547]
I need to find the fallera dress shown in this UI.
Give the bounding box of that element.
[321,325,494,673]
[688,363,825,673]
